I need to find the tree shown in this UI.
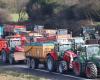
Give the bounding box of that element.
[0,0,7,8]
[26,0,57,21]
[0,8,10,23]
[0,0,29,22]
[73,0,100,21]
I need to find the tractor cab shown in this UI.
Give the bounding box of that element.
[6,36,21,48]
[54,42,72,58]
[6,35,25,52]
[77,44,100,61]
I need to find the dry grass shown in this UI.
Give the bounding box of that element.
[0,70,49,80]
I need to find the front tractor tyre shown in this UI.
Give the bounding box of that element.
[47,55,56,72]
[58,61,68,73]
[85,63,97,79]
[1,50,7,63]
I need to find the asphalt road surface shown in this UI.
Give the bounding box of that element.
[0,64,100,80]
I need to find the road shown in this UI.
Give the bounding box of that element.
[0,64,99,80]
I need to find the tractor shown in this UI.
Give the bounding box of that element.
[1,35,26,64]
[73,44,100,79]
[46,41,77,73]
[46,37,86,73]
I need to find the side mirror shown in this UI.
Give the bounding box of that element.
[77,51,81,56]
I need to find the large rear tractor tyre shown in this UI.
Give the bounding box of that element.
[47,55,56,72]
[8,53,15,65]
[58,61,68,74]
[31,58,39,69]
[73,62,82,76]
[26,58,31,68]
[1,50,7,63]
[85,63,97,79]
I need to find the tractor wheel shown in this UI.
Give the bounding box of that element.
[85,63,97,79]
[26,58,31,68]
[1,50,7,63]
[73,62,82,76]
[58,61,68,73]
[8,53,15,65]
[31,58,39,69]
[47,55,56,72]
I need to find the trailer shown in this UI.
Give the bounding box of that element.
[24,42,55,68]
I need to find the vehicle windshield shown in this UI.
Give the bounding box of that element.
[10,38,21,47]
[59,44,72,52]
[86,46,100,57]
[74,37,85,44]
[83,27,95,34]
[77,45,100,59]
[57,29,67,35]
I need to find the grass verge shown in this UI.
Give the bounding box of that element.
[0,69,49,80]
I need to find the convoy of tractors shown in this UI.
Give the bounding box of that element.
[0,26,100,79]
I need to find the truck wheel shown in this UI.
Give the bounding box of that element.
[47,55,56,72]
[73,62,81,76]
[9,53,15,65]
[26,58,31,68]
[1,50,7,63]
[58,61,68,73]
[31,58,39,69]
[85,63,97,79]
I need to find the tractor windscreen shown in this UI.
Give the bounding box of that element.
[9,38,21,47]
[59,44,72,52]
[86,46,100,58]
[74,37,85,44]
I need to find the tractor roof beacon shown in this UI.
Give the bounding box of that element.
[73,44,100,79]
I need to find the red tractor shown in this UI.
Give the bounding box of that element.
[46,42,77,73]
[0,35,26,64]
[0,39,8,63]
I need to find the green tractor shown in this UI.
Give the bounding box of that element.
[73,44,100,78]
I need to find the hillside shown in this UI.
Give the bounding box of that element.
[26,0,100,36]
[0,0,29,22]
[0,0,100,36]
